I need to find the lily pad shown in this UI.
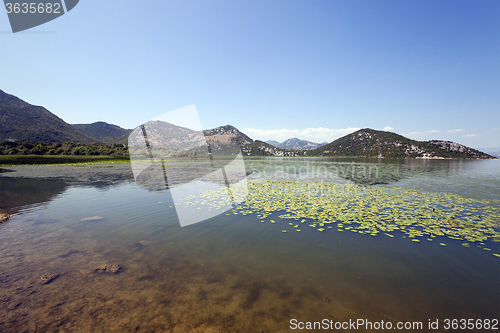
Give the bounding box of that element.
[180,180,500,251]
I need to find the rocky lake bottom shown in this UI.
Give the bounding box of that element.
[0,158,499,332]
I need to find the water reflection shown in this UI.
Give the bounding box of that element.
[0,179,498,333]
[0,177,68,215]
[0,159,498,332]
[244,157,500,189]
[1,158,499,215]
[0,164,134,215]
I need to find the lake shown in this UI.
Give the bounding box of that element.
[0,157,499,332]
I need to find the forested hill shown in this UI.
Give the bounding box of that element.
[309,128,494,159]
[72,122,132,144]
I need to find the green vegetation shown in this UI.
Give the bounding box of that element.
[0,155,129,166]
[0,141,129,165]
[179,180,500,256]
[0,141,128,156]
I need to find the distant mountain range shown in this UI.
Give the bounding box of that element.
[266,138,327,150]
[478,148,500,158]
[72,122,131,144]
[0,89,132,145]
[0,89,496,159]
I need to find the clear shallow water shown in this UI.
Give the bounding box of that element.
[0,158,499,333]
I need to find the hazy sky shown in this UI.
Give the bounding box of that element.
[1,0,499,149]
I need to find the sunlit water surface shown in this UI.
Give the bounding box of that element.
[0,158,499,332]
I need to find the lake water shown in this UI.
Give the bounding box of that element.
[0,158,499,332]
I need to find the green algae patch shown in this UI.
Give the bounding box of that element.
[180,180,500,248]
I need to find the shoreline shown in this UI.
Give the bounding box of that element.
[0,163,135,186]
[1,154,497,168]
[0,212,11,223]
[0,155,130,167]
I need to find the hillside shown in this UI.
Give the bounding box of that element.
[309,128,495,159]
[0,90,494,159]
[241,140,304,157]
[0,89,95,143]
[266,138,327,150]
[128,120,205,153]
[202,125,252,156]
[202,125,302,156]
[72,122,132,144]
[203,125,253,147]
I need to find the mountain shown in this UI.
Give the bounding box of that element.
[203,125,253,147]
[477,148,500,158]
[128,120,205,151]
[202,125,251,156]
[72,122,132,144]
[309,128,494,159]
[203,125,302,156]
[1,89,494,159]
[242,140,304,157]
[265,140,281,147]
[125,122,300,159]
[266,138,327,150]
[0,89,94,143]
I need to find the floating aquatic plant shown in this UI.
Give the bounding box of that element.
[179,180,500,256]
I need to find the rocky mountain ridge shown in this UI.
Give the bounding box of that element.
[0,89,495,159]
[310,128,494,159]
[265,138,327,150]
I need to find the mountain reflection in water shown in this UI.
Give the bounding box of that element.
[0,159,498,333]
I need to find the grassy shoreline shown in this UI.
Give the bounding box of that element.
[2,154,498,168]
[0,155,130,166]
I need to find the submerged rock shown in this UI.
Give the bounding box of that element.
[79,216,103,222]
[134,240,151,249]
[95,264,121,274]
[40,273,59,284]
[0,213,11,223]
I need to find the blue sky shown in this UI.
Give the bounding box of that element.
[1,0,499,150]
